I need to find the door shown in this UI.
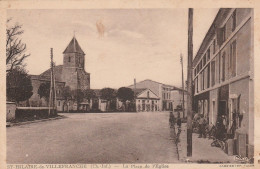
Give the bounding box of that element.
[219,100,227,116]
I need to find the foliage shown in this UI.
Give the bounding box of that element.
[100,88,116,101]
[62,86,72,100]
[37,82,50,101]
[6,18,30,72]
[117,87,134,111]
[71,89,84,103]
[84,89,96,101]
[6,67,33,102]
[117,87,134,102]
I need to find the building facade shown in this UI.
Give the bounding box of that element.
[193,8,253,158]
[129,79,185,111]
[134,88,160,112]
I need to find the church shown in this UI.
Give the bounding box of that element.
[28,37,90,111]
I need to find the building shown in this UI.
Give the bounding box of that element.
[192,8,253,158]
[134,88,160,112]
[129,79,185,111]
[171,89,187,111]
[28,37,91,111]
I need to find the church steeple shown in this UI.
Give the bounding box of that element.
[63,37,85,69]
[63,37,85,54]
[61,36,90,91]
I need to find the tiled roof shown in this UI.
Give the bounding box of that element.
[63,37,85,54]
[132,88,147,95]
[38,65,64,82]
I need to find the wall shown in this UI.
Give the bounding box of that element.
[229,78,249,133]
[6,102,16,122]
[209,89,218,125]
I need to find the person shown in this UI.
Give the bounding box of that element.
[177,113,182,129]
[198,114,206,138]
[169,112,175,128]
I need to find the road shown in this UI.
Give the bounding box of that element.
[7,112,178,164]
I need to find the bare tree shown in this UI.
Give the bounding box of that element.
[6,18,30,72]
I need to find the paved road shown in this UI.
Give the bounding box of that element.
[7,112,178,164]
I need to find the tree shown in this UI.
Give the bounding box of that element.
[84,89,96,102]
[62,86,72,101]
[117,87,134,102]
[71,89,84,111]
[117,87,134,111]
[6,18,30,72]
[6,67,33,103]
[100,88,117,111]
[37,82,50,102]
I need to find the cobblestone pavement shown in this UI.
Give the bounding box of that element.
[7,112,178,164]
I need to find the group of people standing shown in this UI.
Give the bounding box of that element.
[193,113,208,138]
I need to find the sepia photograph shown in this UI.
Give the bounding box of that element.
[2,2,256,167]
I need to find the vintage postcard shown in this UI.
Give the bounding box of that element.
[0,0,259,169]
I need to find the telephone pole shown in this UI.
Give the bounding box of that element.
[187,8,193,157]
[48,48,56,117]
[180,53,185,118]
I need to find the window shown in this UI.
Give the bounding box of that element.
[212,101,216,124]
[68,56,71,62]
[202,71,204,90]
[207,48,210,61]
[211,60,215,86]
[203,54,206,66]
[196,78,198,93]
[229,40,237,77]
[222,25,226,42]
[222,52,226,82]
[147,91,150,98]
[231,10,236,32]
[200,72,203,91]
[58,101,60,106]
[219,54,221,83]
[207,65,210,88]
[213,40,216,54]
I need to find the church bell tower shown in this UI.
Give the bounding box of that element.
[62,37,90,90]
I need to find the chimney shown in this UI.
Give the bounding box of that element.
[134,78,136,90]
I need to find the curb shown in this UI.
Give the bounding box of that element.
[6,115,66,127]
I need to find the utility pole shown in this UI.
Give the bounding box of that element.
[180,53,185,118]
[49,48,56,116]
[187,8,193,157]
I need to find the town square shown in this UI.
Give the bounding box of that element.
[5,7,254,164]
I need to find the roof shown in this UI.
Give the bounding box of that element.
[135,88,160,99]
[132,88,147,95]
[129,79,183,90]
[31,65,64,83]
[63,37,85,54]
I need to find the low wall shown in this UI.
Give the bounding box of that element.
[6,102,16,122]
[16,107,57,121]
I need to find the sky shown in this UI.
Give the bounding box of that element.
[7,9,219,89]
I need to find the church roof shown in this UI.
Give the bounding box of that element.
[38,65,64,82]
[63,37,85,54]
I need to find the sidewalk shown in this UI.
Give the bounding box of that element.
[177,123,236,163]
[6,115,66,127]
